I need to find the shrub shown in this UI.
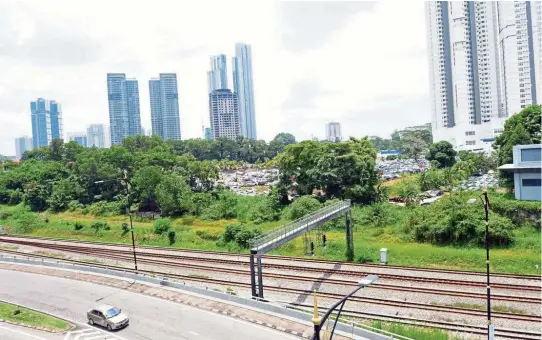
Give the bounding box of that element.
[8,207,43,234]
[167,230,176,245]
[121,223,129,235]
[405,196,515,246]
[0,211,11,220]
[74,222,84,231]
[87,201,124,217]
[8,190,23,205]
[222,223,244,243]
[153,218,171,235]
[200,190,238,220]
[234,228,262,249]
[283,196,322,221]
[182,215,196,225]
[247,197,280,224]
[90,222,109,233]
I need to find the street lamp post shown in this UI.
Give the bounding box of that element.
[95,178,138,273]
[467,188,492,340]
[312,275,378,340]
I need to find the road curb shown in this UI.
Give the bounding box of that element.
[0,260,364,339]
[0,299,76,333]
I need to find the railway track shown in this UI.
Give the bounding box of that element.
[2,234,540,282]
[0,249,540,340]
[0,247,540,322]
[1,236,539,295]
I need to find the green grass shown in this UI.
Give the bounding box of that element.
[0,302,71,331]
[432,302,527,315]
[0,245,18,250]
[371,321,463,340]
[0,202,539,274]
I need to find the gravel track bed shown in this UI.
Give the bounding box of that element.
[4,244,538,317]
[2,237,539,287]
[1,245,540,335]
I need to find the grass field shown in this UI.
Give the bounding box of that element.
[0,301,71,331]
[0,202,539,274]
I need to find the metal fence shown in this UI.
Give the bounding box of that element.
[249,200,351,251]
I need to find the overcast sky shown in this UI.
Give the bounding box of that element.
[0,0,430,156]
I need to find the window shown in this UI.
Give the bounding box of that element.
[522,179,541,187]
[466,140,476,146]
[521,148,541,162]
[465,131,475,136]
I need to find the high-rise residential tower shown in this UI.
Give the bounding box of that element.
[149,73,181,140]
[325,122,342,142]
[209,89,240,139]
[68,133,88,147]
[207,55,228,93]
[14,136,33,159]
[30,98,63,149]
[232,43,257,139]
[86,124,106,148]
[498,1,541,117]
[425,1,539,152]
[107,73,142,145]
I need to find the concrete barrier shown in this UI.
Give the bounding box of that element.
[0,255,393,340]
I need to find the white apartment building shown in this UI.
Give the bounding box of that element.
[86,124,106,148]
[325,122,342,142]
[426,1,540,153]
[209,89,240,139]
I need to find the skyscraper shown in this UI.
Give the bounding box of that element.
[149,73,181,140]
[14,136,32,159]
[207,54,228,93]
[498,1,541,117]
[107,73,142,145]
[209,89,240,139]
[325,122,342,142]
[425,1,539,152]
[204,127,213,140]
[30,98,63,149]
[68,133,87,147]
[87,124,106,148]
[232,43,257,139]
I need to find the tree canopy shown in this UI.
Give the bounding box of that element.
[274,137,378,203]
[426,141,457,168]
[493,104,541,165]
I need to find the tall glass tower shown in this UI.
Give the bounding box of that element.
[207,54,228,93]
[107,73,141,145]
[149,73,181,140]
[232,43,257,139]
[30,98,63,149]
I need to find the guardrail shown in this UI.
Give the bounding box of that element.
[249,200,351,251]
[0,254,395,340]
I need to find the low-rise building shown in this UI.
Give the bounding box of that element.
[498,144,542,201]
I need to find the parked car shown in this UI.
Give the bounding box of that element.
[87,304,129,331]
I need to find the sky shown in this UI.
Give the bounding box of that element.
[0,0,430,156]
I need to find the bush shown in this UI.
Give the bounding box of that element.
[283,196,322,221]
[91,222,110,233]
[153,218,171,235]
[405,195,515,246]
[247,197,280,224]
[167,230,176,245]
[8,206,43,234]
[181,215,196,225]
[222,223,244,243]
[235,228,262,248]
[200,190,238,220]
[121,223,129,235]
[8,190,23,205]
[87,201,124,217]
[74,222,84,231]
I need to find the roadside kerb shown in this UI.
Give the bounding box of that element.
[0,254,391,340]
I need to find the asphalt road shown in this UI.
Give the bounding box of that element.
[0,323,62,340]
[0,269,301,340]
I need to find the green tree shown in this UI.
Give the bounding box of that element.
[426,141,457,168]
[272,133,296,146]
[155,174,193,215]
[400,131,428,161]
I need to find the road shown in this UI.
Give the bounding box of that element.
[0,269,301,340]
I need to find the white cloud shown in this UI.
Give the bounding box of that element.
[0,0,430,155]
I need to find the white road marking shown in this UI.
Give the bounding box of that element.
[188,331,199,335]
[0,324,49,340]
[64,328,127,340]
